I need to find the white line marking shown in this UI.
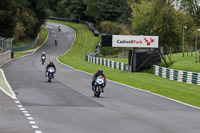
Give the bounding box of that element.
[20,108,25,111]
[30,121,36,124]
[15,100,20,104]
[35,130,42,133]
[17,105,23,108]
[25,114,31,117]
[0,69,17,99]
[32,125,38,129]
[22,110,28,113]
[27,117,34,120]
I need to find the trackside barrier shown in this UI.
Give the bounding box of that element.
[86,55,128,72]
[0,50,11,65]
[153,65,200,86]
[12,35,39,52]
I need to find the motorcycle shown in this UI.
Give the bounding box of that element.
[93,75,105,97]
[58,26,61,32]
[47,67,55,82]
[41,56,46,65]
[55,39,58,46]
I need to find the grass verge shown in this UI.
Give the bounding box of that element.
[49,19,200,108]
[14,26,48,58]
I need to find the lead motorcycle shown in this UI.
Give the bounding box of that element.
[47,67,55,82]
[93,75,105,97]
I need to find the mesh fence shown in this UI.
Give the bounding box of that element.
[0,37,14,54]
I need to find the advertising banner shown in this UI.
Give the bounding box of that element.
[112,35,159,48]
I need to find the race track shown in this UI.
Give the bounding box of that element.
[1,22,200,133]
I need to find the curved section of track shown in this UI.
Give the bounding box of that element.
[2,22,200,133]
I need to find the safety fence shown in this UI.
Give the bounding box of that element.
[153,65,200,86]
[86,55,128,72]
[12,35,39,52]
[0,37,14,54]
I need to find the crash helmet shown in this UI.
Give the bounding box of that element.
[50,60,53,65]
[43,52,45,54]
[98,68,103,74]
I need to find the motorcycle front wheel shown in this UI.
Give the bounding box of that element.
[48,74,52,82]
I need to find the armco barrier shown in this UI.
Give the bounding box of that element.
[86,55,128,72]
[12,35,39,52]
[153,65,200,85]
[0,50,11,65]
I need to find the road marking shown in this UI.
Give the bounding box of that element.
[17,105,23,108]
[0,69,17,99]
[27,117,34,120]
[25,113,31,116]
[22,110,28,113]
[19,107,25,110]
[15,100,21,104]
[15,99,42,133]
[35,130,42,133]
[30,121,36,124]
[32,125,39,129]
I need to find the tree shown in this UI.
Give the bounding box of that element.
[96,0,131,24]
[54,0,68,18]
[179,0,200,25]
[0,0,18,37]
[83,0,98,21]
[65,0,86,20]
[131,0,192,49]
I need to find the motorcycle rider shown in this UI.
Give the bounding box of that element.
[46,60,56,78]
[41,52,46,65]
[58,26,61,31]
[41,52,46,59]
[55,38,58,45]
[92,68,106,92]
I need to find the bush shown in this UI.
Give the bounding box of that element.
[99,21,130,35]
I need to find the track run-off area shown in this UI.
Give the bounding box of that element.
[0,22,200,133]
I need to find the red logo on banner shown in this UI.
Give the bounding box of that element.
[144,38,154,46]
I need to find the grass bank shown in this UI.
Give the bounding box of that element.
[49,19,200,108]
[14,26,48,58]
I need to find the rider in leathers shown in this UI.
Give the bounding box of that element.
[92,68,106,92]
[46,61,56,78]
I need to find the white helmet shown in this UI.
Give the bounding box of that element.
[43,52,45,54]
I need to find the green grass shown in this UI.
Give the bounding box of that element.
[14,53,27,58]
[0,69,12,96]
[13,37,34,47]
[166,52,200,72]
[14,26,48,58]
[107,58,128,64]
[48,19,200,108]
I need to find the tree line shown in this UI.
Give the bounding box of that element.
[53,0,200,51]
[0,0,199,51]
[0,0,59,42]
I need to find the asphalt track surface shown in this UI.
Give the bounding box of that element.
[1,22,200,133]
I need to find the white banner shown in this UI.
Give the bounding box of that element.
[112,35,159,48]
